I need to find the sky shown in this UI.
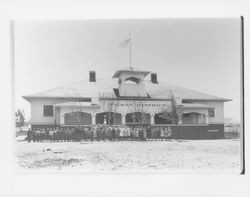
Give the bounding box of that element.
[14,18,241,122]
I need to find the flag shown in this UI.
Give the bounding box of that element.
[118,38,131,48]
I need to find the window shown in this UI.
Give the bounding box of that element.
[43,105,53,116]
[208,108,215,117]
[124,77,140,84]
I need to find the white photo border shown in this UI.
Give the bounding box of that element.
[0,0,249,197]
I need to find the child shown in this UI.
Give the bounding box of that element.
[163,127,168,141]
[160,127,164,141]
[167,127,172,141]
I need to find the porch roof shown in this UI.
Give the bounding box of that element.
[112,67,150,78]
[55,102,100,108]
[182,103,214,108]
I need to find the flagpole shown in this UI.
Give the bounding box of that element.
[129,33,132,71]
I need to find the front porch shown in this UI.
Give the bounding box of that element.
[54,101,213,127]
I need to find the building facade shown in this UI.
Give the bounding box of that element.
[23,67,231,139]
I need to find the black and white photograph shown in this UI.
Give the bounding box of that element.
[13,18,243,173]
[1,1,250,197]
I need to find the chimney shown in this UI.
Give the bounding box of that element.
[89,71,96,82]
[151,73,158,84]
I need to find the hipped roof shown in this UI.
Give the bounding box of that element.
[23,78,231,102]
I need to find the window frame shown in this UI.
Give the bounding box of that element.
[43,105,54,117]
[208,108,215,117]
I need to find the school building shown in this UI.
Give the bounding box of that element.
[23,67,231,139]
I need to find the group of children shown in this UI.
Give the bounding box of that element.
[26,125,173,143]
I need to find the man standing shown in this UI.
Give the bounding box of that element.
[167,127,172,141]
[96,125,101,142]
[146,126,151,140]
[111,127,116,141]
[27,128,32,143]
[142,127,147,141]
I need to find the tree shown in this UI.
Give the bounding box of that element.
[15,109,25,127]
[67,94,87,127]
[99,92,119,125]
[126,98,149,127]
[159,91,183,125]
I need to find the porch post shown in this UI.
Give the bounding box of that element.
[150,114,155,125]
[205,115,209,124]
[122,115,126,125]
[60,114,65,125]
[91,114,96,125]
[178,114,182,124]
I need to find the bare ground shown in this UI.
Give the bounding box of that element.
[15,137,241,173]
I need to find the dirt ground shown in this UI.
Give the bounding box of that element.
[15,136,241,173]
